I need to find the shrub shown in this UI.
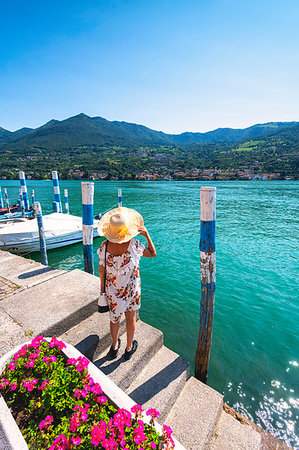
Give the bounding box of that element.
[0,336,174,449]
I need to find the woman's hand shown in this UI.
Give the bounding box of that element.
[138,226,149,237]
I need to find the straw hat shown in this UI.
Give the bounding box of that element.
[97,207,144,243]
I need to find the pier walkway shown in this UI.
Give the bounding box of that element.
[0,250,286,449]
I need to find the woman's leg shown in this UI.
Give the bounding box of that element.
[110,320,120,350]
[125,310,136,351]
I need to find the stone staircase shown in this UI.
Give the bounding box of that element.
[0,250,277,449]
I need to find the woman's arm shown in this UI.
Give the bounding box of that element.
[138,226,157,257]
[99,264,105,291]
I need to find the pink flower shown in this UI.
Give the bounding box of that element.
[69,413,80,433]
[23,377,38,392]
[131,404,143,419]
[39,415,53,431]
[49,337,66,349]
[8,362,16,371]
[146,408,160,419]
[30,336,45,348]
[91,421,107,446]
[50,355,57,362]
[150,443,157,449]
[71,436,82,446]
[92,382,102,395]
[0,378,10,389]
[39,378,50,391]
[96,395,107,404]
[10,382,17,390]
[49,434,70,450]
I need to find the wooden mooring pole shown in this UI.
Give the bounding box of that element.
[82,182,94,275]
[19,171,29,211]
[52,171,62,213]
[195,186,216,383]
[0,187,4,209]
[34,202,48,266]
[3,188,10,211]
[118,189,122,207]
[64,189,69,214]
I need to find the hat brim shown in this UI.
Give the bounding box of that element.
[97,207,144,243]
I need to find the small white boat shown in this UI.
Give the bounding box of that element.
[0,213,99,254]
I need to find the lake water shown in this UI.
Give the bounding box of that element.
[1,179,298,447]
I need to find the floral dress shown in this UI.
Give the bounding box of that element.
[97,239,145,323]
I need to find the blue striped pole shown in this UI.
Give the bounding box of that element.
[118,188,122,207]
[52,201,59,213]
[31,190,35,206]
[3,188,10,210]
[195,186,216,383]
[0,188,4,208]
[64,189,69,214]
[34,202,48,266]
[52,171,62,213]
[82,182,94,275]
[19,171,29,211]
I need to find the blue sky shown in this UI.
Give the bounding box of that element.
[0,0,298,133]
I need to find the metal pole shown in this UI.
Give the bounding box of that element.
[3,188,10,211]
[82,182,94,275]
[31,189,35,207]
[34,202,48,266]
[118,188,122,207]
[52,171,62,213]
[194,186,216,383]
[19,171,29,211]
[64,189,69,214]
[0,188,4,209]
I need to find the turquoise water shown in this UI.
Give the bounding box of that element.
[1,180,298,447]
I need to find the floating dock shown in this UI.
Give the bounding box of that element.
[0,250,288,449]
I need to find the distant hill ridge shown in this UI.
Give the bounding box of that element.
[0,113,297,150]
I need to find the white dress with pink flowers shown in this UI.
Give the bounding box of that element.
[97,239,145,323]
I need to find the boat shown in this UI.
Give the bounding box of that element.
[0,204,20,215]
[0,213,99,254]
[0,209,35,223]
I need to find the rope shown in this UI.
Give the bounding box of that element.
[99,203,118,216]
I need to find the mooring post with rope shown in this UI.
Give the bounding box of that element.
[82,182,94,275]
[64,189,69,214]
[194,186,216,383]
[0,187,4,209]
[19,171,29,211]
[34,202,48,266]
[31,190,35,207]
[52,171,62,213]
[3,188,10,211]
[118,189,122,207]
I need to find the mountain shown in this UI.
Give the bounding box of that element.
[0,114,297,151]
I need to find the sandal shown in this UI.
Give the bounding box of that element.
[124,340,138,360]
[107,338,121,360]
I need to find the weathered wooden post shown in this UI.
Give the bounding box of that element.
[34,202,48,266]
[195,186,216,383]
[64,189,69,214]
[0,187,4,209]
[82,182,94,274]
[19,171,29,211]
[52,171,62,213]
[118,188,122,207]
[31,189,35,207]
[3,188,10,211]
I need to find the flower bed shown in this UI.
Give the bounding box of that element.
[0,336,176,449]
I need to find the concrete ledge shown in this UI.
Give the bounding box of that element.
[127,345,190,422]
[0,253,65,289]
[94,321,164,391]
[0,397,28,450]
[211,411,261,449]
[165,376,223,450]
[0,309,27,359]
[0,269,100,337]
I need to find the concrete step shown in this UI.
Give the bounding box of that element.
[126,345,190,422]
[93,320,163,391]
[59,312,127,361]
[0,251,65,289]
[164,376,223,450]
[0,269,100,338]
[210,411,261,449]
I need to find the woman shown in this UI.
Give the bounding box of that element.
[97,207,156,361]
